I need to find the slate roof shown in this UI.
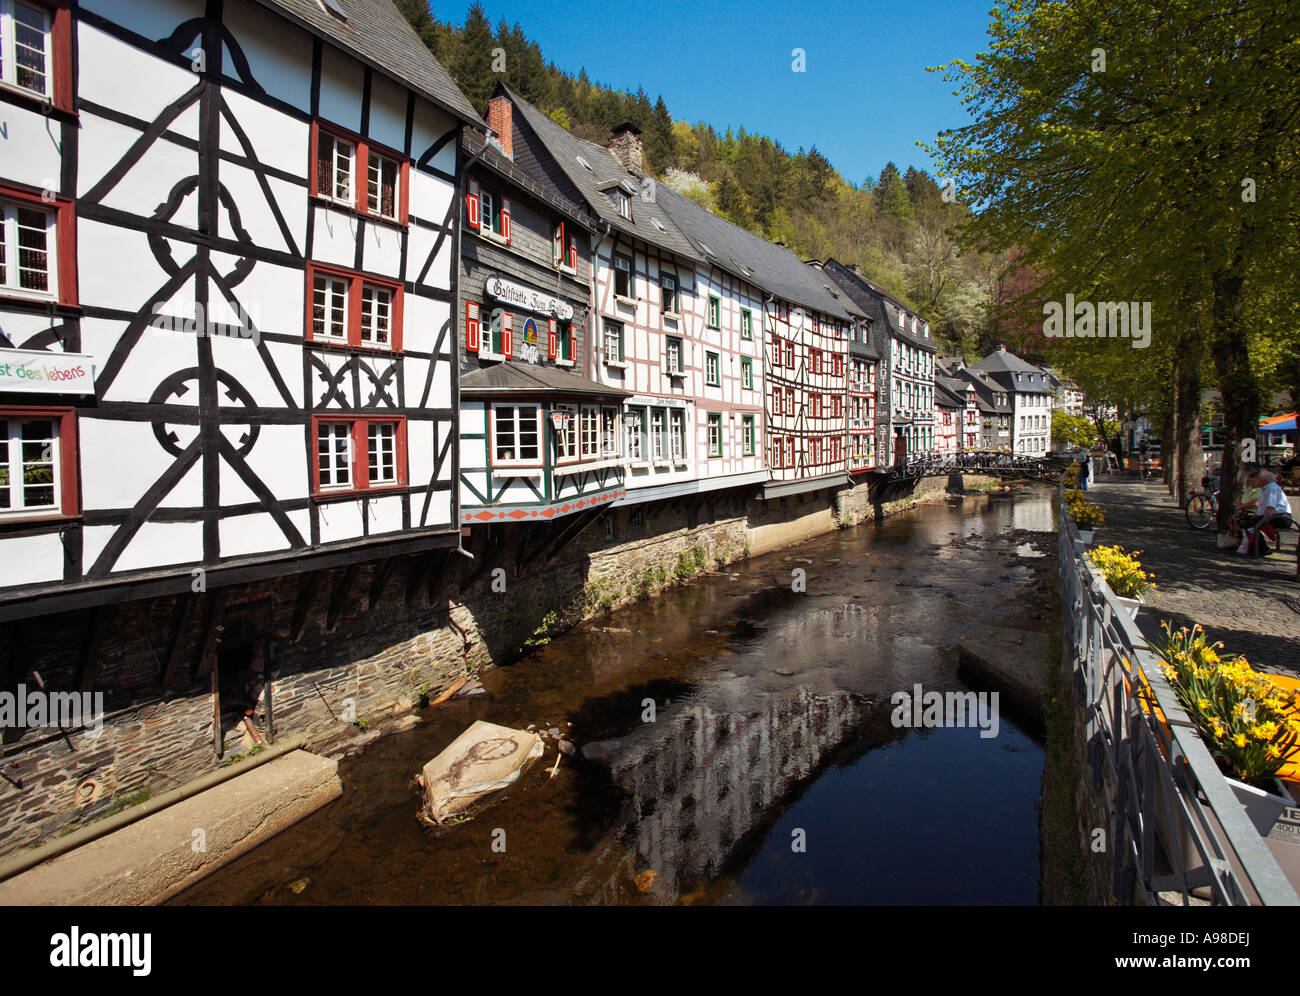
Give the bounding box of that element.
[934,380,966,409]
[956,367,1012,411]
[254,0,483,126]
[936,374,972,401]
[822,259,936,352]
[463,130,597,231]
[461,363,630,397]
[653,186,865,324]
[502,86,704,263]
[972,348,1054,393]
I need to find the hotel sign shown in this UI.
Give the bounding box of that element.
[0,349,96,395]
[484,274,574,322]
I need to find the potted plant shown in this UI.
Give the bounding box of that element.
[1086,545,1155,618]
[1064,489,1104,542]
[1147,623,1300,889]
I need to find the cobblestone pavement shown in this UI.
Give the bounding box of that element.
[1084,476,1300,678]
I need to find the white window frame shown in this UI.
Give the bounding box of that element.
[312,273,349,342]
[742,415,755,456]
[366,150,401,221]
[0,415,59,517]
[707,412,722,457]
[651,408,665,461]
[706,350,720,387]
[359,283,392,348]
[1,1,52,100]
[625,407,644,462]
[603,318,625,367]
[601,407,620,457]
[613,254,633,300]
[367,421,398,485]
[318,132,354,207]
[316,421,353,491]
[665,335,683,376]
[661,273,678,316]
[0,200,56,299]
[553,403,578,464]
[741,356,752,390]
[493,404,542,468]
[670,409,685,461]
[580,405,600,460]
[480,309,506,362]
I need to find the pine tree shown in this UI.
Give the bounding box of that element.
[453,2,497,112]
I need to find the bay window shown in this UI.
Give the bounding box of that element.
[553,404,577,463]
[625,409,644,461]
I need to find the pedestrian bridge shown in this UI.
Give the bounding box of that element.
[882,451,1063,483]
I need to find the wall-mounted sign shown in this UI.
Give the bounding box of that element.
[626,394,688,410]
[484,274,575,322]
[0,349,96,395]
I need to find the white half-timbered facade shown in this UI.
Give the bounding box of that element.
[0,0,481,614]
[848,326,879,473]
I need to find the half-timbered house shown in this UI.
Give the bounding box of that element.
[823,259,935,464]
[457,104,628,528]
[847,321,879,473]
[0,0,482,843]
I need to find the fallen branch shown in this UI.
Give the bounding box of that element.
[428,674,470,707]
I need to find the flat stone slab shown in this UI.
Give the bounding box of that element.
[957,624,1048,715]
[418,720,544,824]
[0,750,341,905]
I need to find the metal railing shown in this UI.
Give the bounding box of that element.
[885,450,1061,481]
[1058,500,1299,905]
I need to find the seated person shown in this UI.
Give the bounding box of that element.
[1240,469,1293,553]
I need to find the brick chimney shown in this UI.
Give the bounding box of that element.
[487,95,513,159]
[607,122,643,175]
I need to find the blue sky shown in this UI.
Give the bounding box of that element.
[434,0,995,186]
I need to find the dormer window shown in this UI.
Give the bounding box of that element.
[613,188,630,219]
[576,155,592,172]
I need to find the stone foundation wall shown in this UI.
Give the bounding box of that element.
[0,473,992,856]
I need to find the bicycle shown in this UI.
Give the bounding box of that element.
[1185,473,1221,529]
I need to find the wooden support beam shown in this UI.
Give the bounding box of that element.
[368,556,397,610]
[428,548,453,607]
[327,563,359,632]
[290,570,324,643]
[159,592,198,690]
[77,605,107,693]
[405,551,436,603]
[195,592,227,681]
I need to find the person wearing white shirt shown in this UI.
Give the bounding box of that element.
[1240,470,1292,555]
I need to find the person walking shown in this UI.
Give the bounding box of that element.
[1078,450,1090,492]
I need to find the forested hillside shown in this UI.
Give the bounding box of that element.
[395,1,1037,362]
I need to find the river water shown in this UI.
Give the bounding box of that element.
[174,485,1056,906]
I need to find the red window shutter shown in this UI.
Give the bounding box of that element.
[501,197,512,243]
[502,312,513,357]
[467,179,480,229]
[547,317,558,359]
[466,301,481,352]
[568,240,578,271]
[553,223,563,266]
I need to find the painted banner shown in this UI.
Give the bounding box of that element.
[484,274,575,321]
[0,349,96,395]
